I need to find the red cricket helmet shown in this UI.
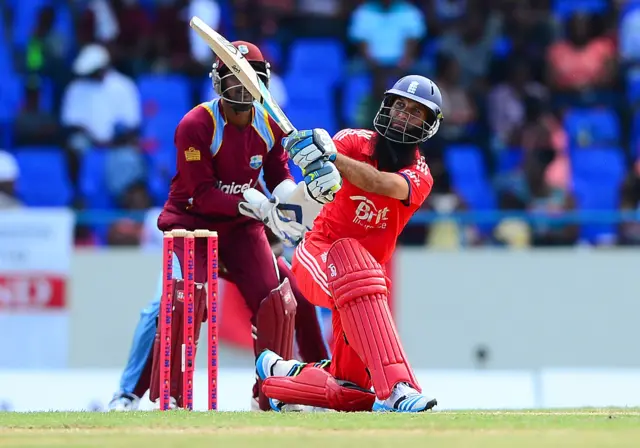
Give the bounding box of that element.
[210,41,271,111]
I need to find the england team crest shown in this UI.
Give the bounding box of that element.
[249,155,263,169]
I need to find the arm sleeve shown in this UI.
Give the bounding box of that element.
[332,128,359,157]
[175,107,241,217]
[263,123,294,193]
[396,156,434,206]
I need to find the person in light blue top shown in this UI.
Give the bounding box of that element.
[348,0,427,95]
[349,0,426,68]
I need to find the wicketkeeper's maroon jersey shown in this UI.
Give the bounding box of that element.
[158,98,292,233]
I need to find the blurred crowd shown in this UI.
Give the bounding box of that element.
[1,0,640,248]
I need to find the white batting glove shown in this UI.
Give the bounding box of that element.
[282,129,337,171]
[239,189,307,246]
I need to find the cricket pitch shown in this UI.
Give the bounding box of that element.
[2,409,640,447]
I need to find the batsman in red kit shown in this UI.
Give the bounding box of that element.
[141,41,329,411]
[248,75,444,412]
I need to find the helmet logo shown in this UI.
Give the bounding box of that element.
[238,45,249,55]
[407,81,419,94]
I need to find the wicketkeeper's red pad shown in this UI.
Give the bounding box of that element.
[149,279,207,408]
[326,238,420,400]
[262,364,375,412]
[254,277,297,411]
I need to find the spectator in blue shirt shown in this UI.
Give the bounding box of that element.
[348,0,426,95]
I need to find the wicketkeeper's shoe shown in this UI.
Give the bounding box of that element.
[256,350,329,412]
[372,382,437,413]
[108,392,140,411]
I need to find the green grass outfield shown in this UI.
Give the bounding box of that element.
[2,409,640,448]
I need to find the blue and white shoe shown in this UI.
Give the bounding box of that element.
[372,383,437,412]
[255,350,329,413]
[256,349,304,381]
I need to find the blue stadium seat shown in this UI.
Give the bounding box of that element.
[142,114,181,155]
[492,36,512,58]
[261,39,283,68]
[553,0,608,18]
[12,0,74,50]
[421,38,441,60]
[201,78,219,103]
[444,144,497,213]
[79,151,113,209]
[284,74,336,133]
[12,0,50,48]
[342,74,372,127]
[284,73,335,105]
[0,37,14,76]
[445,145,488,183]
[0,73,22,122]
[14,147,73,206]
[286,104,338,136]
[0,123,12,149]
[631,112,640,157]
[147,149,176,206]
[563,108,620,148]
[138,76,190,157]
[626,68,640,104]
[570,147,625,243]
[137,75,191,116]
[497,148,523,173]
[216,0,236,40]
[287,39,344,85]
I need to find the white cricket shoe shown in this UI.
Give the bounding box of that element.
[108,392,140,411]
[372,382,437,412]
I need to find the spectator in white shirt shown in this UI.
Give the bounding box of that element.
[61,44,145,201]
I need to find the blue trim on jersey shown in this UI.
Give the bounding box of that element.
[252,101,275,151]
[203,99,275,157]
[206,99,225,157]
[397,172,413,207]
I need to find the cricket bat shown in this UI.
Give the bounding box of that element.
[189,16,296,135]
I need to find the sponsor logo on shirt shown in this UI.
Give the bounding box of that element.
[350,195,389,229]
[217,180,253,195]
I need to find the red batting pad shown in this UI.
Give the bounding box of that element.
[263,365,375,412]
[326,238,420,400]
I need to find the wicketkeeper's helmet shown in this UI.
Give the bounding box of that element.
[210,41,270,111]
